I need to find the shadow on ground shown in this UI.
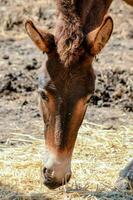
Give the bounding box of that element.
[1,182,133,200]
[66,186,133,200]
[0,183,52,200]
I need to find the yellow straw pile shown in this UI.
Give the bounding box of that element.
[0,120,133,199]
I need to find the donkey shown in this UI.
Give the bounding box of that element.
[25,0,133,189]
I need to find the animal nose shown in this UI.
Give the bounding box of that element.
[43,167,71,189]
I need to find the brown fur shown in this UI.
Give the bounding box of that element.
[25,0,133,189]
[55,0,133,67]
[56,0,84,66]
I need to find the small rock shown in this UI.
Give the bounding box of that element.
[113,86,124,99]
[8,61,12,65]
[3,55,9,60]
[123,102,133,112]
[21,100,28,107]
[103,102,111,107]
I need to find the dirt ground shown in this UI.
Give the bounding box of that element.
[0,0,133,199]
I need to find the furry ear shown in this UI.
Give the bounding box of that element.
[86,16,113,55]
[25,20,55,53]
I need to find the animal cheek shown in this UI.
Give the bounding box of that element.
[39,98,49,121]
[69,101,87,130]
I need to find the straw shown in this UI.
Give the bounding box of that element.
[0,121,133,200]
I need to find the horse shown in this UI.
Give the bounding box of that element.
[25,0,133,189]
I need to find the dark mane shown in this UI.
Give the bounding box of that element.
[56,0,84,67]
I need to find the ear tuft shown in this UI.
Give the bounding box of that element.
[25,20,54,53]
[87,16,113,55]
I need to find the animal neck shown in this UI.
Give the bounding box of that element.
[77,0,113,33]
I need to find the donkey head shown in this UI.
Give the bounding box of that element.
[25,16,113,189]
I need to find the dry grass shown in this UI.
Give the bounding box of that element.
[0,121,133,200]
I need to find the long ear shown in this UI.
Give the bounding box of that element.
[86,16,113,55]
[25,20,55,53]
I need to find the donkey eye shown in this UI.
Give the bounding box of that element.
[38,89,49,101]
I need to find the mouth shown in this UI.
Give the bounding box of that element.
[43,173,71,189]
[43,178,63,189]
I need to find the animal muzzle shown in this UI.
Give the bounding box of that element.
[43,152,72,189]
[43,167,71,189]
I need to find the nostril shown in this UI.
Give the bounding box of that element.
[43,167,54,181]
[43,167,53,174]
[43,167,47,174]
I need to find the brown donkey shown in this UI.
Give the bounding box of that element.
[25,0,133,189]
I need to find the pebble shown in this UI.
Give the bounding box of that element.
[3,55,9,60]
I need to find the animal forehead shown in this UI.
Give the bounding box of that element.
[45,83,88,104]
[44,73,94,99]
